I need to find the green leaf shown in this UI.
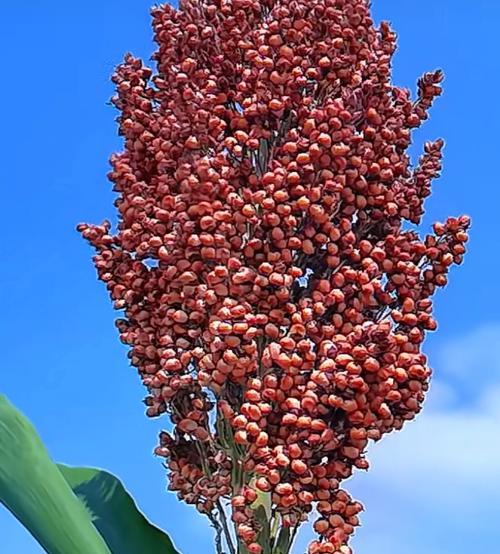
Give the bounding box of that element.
[58,464,180,554]
[0,395,112,554]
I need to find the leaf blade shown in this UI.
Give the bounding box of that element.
[58,464,180,554]
[0,395,112,554]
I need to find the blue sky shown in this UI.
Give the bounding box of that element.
[0,1,498,553]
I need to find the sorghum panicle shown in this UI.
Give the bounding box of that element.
[79,1,470,553]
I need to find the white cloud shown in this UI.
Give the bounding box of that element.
[363,386,500,501]
[348,324,500,553]
[293,324,500,553]
[367,323,500,497]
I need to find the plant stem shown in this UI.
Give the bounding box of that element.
[208,513,224,554]
[287,522,300,554]
[217,500,237,554]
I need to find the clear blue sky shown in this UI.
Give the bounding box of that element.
[0,1,498,553]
